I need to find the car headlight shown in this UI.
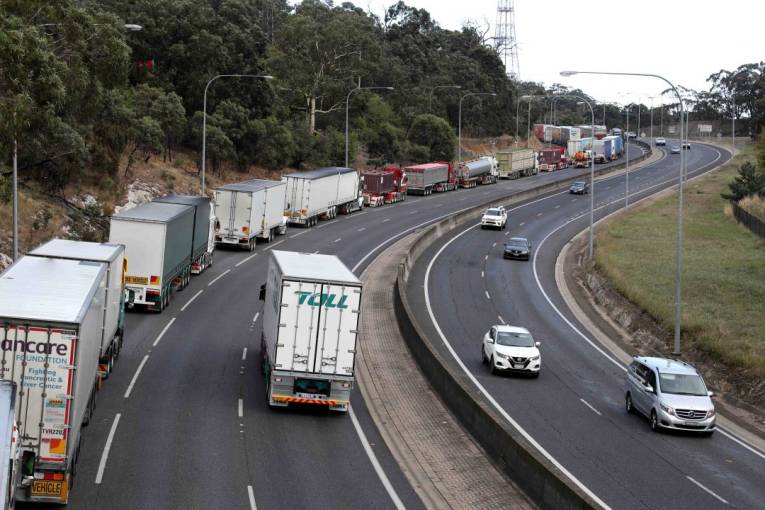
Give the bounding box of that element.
[496,352,510,360]
[660,403,675,416]
[530,355,540,360]
[707,409,715,417]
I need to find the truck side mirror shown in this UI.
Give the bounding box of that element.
[259,284,266,301]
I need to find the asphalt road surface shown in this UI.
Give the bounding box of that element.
[417,141,765,509]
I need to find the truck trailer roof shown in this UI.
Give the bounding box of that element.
[154,194,209,207]
[283,167,356,180]
[216,179,285,192]
[30,238,124,263]
[112,201,191,223]
[271,250,360,285]
[0,256,106,324]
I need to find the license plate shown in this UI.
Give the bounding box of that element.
[513,363,525,369]
[125,276,148,285]
[32,480,64,497]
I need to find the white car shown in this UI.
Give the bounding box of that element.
[655,137,666,146]
[481,325,541,377]
[480,207,507,230]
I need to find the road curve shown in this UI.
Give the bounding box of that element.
[419,141,765,509]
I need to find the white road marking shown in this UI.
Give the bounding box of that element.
[334,238,342,243]
[358,227,367,232]
[252,312,260,323]
[247,485,258,510]
[289,230,307,239]
[124,355,150,398]
[485,291,491,300]
[717,429,765,461]
[238,398,244,418]
[208,268,231,286]
[152,318,176,347]
[434,203,443,207]
[571,198,577,202]
[481,271,484,278]
[412,210,419,214]
[484,255,488,261]
[498,315,505,324]
[95,413,121,484]
[349,406,406,510]
[242,347,248,361]
[180,290,203,311]
[554,205,560,209]
[235,253,257,267]
[492,242,497,248]
[520,222,525,226]
[579,398,602,416]
[459,197,467,201]
[264,239,285,251]
[536,212,543,216]
[316,222,330,229]
[687,476,729,505]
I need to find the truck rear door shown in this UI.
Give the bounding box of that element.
[314,283,361,376]
[276,280,322,372]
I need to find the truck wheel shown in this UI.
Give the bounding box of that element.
[249,239,256,252]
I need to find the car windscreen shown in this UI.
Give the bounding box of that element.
[485,209,501,216]
[496,332,534,347]
[572,182,585,187]
[506,240,527,248]
[658,373,707,396]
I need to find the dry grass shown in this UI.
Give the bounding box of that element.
[595,141,765,377]
[739,195,765,222]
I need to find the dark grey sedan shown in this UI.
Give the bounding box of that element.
[504,237,532,261]
[569,181,589,194]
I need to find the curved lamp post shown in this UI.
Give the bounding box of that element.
[561,70,686,355]
[426,85,461,112]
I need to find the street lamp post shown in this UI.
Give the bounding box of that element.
[201,74,273,194]
[458,92,496,164]
[345,86,394,168]
[561,70,686,355]
[648,96,655,141]
[623,107,631,207]
[731,93,736,152]
[517,94,543,145]
[427,85,461,112]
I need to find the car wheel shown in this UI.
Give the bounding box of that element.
[625,393,634,414]
[489,356,497,375]
[650,409,660,432]
[481,346,487,364]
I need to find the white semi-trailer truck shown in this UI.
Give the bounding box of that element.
[260,251,362,413]
[0,256,105,504]
[109,202,195,312]
[0,381,17,510]
[283,167,361,227]
[214,179,287,250]
[154,195,216,274]
[29,239,126,380]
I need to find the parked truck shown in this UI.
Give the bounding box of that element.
[283,167,361,227]
[361,168,406,206]
[260,251,362,414]
[109,202,194,312]
[538,148,568,171]
[29,239,126,379]
[602,135,624,159]
[0,381,17,510]
[456,157,498,188]
[495,148,536,179]
[592,138,613,163]
[214,180,287,249]
[154,195,216,271]
[405,162,456,195]
[0,256,105,504]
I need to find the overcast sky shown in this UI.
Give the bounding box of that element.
[366,0,762,107]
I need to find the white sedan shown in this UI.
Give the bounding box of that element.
[480,207,507,230]
[481,325,541,377]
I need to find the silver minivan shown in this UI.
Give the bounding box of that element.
[625,356,716,436]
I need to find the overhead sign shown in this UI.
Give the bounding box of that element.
[698,124,713,133]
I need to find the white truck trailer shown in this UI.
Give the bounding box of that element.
[109,202,195,312]
[214,179,287,250]
[154,195,215,273]
[0,381,17,510]
[0,257,105,504]
[259,251,362,413]
[283,167,361,227]
[29,239,126,379]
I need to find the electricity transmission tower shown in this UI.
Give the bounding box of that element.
[495,0,520,79]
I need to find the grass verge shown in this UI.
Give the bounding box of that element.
[595,142,765,378]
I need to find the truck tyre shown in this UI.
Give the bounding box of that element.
[267,229,273,243]
[248,239,256,252]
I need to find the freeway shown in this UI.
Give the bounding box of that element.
[49,150,638,510]
[415,141,765,508]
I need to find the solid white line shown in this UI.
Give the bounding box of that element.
[264,239,285,251]
[242,347,248,361]
[247,485,257,510]
[152,317,176,347]
[208,268,231,286]
[423,231,612,509]
[95,413,121,484]
[485,291,491,300]
[717,428,765,461]
[579,398,602,416]
[180,290,203,311]
[687,476,729,505]
[252,312,260,323]
[235,253,257,267]
[124,355,150,398]
[349,406,406,510]
[289,230,307,239]
[238,398,243,418]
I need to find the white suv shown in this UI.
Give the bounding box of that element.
[481,325,541,377]
[480,207,507,230]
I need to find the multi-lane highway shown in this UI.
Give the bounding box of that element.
[412,141,765,508]
[59,152,646,509]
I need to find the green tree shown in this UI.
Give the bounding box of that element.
[407,114,456,161]
[721,161,765,201]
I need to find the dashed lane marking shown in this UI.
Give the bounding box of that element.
[579,398,602,416]
[124,355,150,398]
[686,476,729,505]
[208,269,231,286]
[152,318,176,347]
[180,290,203,311]
[235,253,257,267]
[95,413,121,484]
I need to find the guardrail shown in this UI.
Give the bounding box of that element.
[393,143,651,509]
[730,200,765,239]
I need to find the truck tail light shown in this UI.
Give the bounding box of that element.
[274,377,283,383]
[38,472,65,481]
[150,275,159,285]
[242,226,249,233]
